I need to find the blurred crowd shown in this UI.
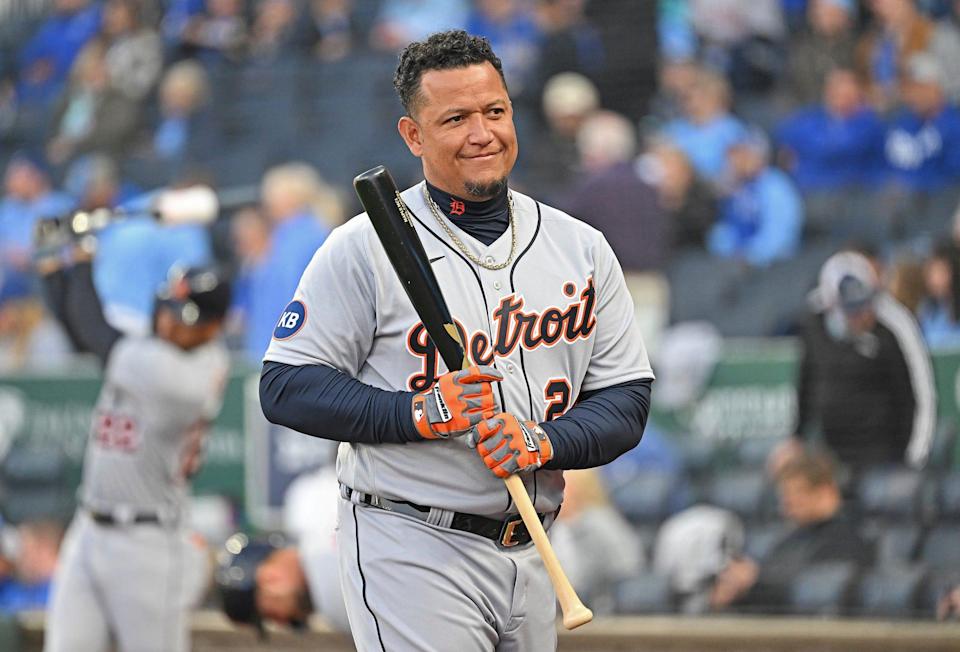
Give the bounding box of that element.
[0,0,959,627]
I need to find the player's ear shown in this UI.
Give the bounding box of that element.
[398,115,423,158]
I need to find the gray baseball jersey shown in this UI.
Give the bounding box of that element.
[264,182,653,515]
[80,336,229,516]
[45,334,228,652]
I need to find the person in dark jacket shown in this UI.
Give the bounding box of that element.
[710,450,871,613]
[771,250,937,475]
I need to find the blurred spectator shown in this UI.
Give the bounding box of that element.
[161,0,206,54]
[230,163,337,362]
[550,469,644,610]
[281,465,348,631]
[654,504,744,614]
[661,66,748,183]
[466,0,541,93]
[777,67,884,194]
[304,0,355,62]
[0,268,73,372]
[879,52,960,239]
[776,67,884,240]
[708,130,804,267]
[930,0,960,102]
[523,72,598,201]
[918,241,960,347]
[857,0,942,110]
[649,58,700,122]
[175,0,247,65]
[710,450,870,613]
[14,0,103,107]
[101,0,163,102]
[528,0,604,96]
[0,520,64,614]
[688,0,786,95]
[637,140,718,252]
[141,59,215,173]
[46,40,140,167]
[888,255,927,315]
[248,0,306,63]
[0,152,75,272]
[785,0,859,107]
[369,0,468,52]
[777,251,937,473]
[561,110,667,271]
[657,0,697,62]
[939,583,960,620]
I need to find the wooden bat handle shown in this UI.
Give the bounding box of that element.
[503,474,593,630]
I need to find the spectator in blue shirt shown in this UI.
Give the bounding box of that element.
[15,0,103,106]
[0,152,75,275]
[466,0,541,93]
[0,520,64,615]
[709,130,804,267]
[776,67,885,241]
[231,163,338,361]
[777,67,884,193]
[662,66,748,184]
[880,52,960,238]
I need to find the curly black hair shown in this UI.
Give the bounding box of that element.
[393,30,507,116]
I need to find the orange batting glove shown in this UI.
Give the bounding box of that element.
[412,365,502,439]
[468,413,553,478]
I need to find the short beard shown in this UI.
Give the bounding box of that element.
[463,177,507,199]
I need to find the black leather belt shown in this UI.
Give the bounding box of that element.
[87,509,162,526]
[342,486,556,549]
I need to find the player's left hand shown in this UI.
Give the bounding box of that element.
[467,413,553,478]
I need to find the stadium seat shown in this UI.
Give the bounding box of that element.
[734,436,782,468]
[704,469,772,522]
[920,524,960,570]
[609,470,679,525]
[855,466,932,522]
[787,561,857,616]
[872,523,923,564]
[855,565,925,618]
[613,572,674,615]
[937,471,960,521]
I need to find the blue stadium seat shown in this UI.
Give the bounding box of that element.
[920,524,960,570]
[856,466,932,522]
[872,524,923,564]
[609,470,678,525]
[613,572,674,615]
[787,561,857,616]
[705,469,772,522]
[937,472,960,522]
[855,565,925,618]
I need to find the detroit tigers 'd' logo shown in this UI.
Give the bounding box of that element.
[406,277,597,391]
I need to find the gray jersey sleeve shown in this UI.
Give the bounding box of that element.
[581,235,654,392]
[263,219,377,376]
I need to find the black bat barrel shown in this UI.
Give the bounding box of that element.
[353,165,467,372]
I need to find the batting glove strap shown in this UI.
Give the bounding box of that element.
[469,414,554,478]
[412,365,502,440]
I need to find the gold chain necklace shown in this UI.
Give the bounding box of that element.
[420,184,517,271]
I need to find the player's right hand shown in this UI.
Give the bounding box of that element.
[412,365,502,439]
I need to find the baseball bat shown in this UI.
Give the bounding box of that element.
[354,165,593,631]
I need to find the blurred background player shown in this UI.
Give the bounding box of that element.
[34,215,231,652]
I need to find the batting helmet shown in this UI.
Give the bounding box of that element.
[215,532,287,633]
[154,265,231,326]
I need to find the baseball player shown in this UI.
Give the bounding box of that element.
[260,30,653,651]
[36,230,231,652]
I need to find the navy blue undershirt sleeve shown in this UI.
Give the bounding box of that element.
[540,378,652,470]
[260,360,421,444]
[41,262,122,366]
